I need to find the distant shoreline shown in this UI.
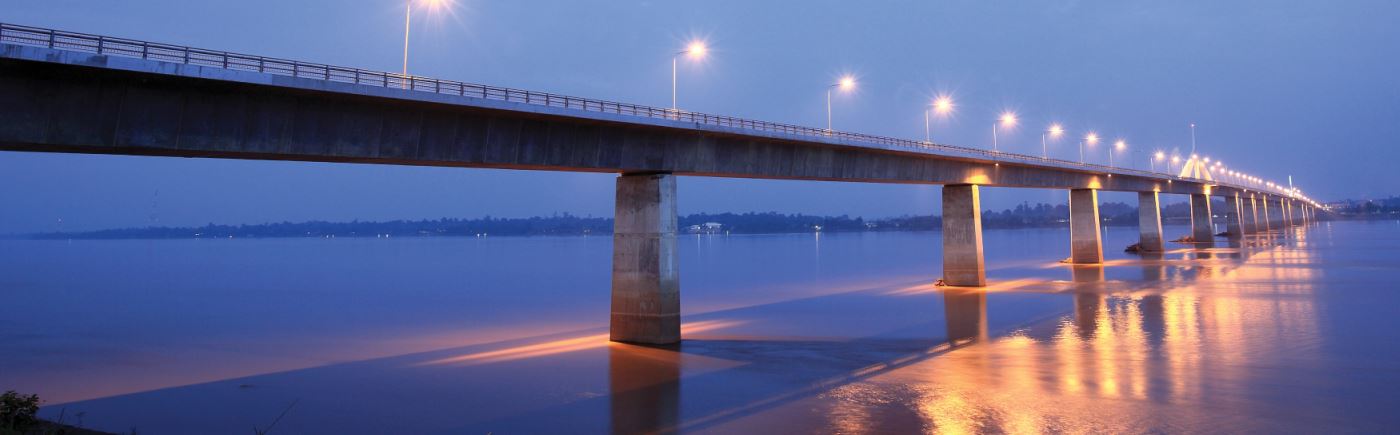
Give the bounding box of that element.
[15,222,1193,241]
[18,204,1192,240]
[16,201,1394,241]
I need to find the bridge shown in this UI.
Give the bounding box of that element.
[0,23,1323,344]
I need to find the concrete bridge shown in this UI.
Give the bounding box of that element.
[0,23,1323,344]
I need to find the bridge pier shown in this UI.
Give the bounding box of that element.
[1271,197,1286,230]
[610,173,680,345]
[942,185,986,286]
[1224,193,1244,239]
[1265,195,1276,233]
[1137,191,1165,252]
[1243,193,1260,235]
[1069,189,1103,264]
[1191,193,1215,244]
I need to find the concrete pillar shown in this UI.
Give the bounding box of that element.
[1260,196,1273,232]
[1243,193,1259,234]
[1137,191,1165,252]
[1069,189,1103,264]
[610,173,680,345]
[942,185,986,287]
[1224,193,1244,239]
[1268,196,1285,230]
[1284,200,1294,227]
[1190,193,1215,243]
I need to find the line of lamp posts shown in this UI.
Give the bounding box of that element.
[662,40,1228,182]
[399,4,1275,192]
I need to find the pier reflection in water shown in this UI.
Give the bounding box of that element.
[607,227,1379,434]
[709,231,1350,434]
[13,222,1400,434]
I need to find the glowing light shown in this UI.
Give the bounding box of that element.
[1172,156,1181,163]
[934,95,955,115]
[1049,123,1065,137]
[999,111,1018,127]
[1085,132,1100,145]
[838,75,856,90]
[1154,151,1166,160]
[1114,140,1127,150]
[685,41,708,58]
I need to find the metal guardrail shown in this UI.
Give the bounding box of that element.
[0,22,1291,197]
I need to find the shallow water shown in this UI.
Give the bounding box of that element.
[2,221,1398,433]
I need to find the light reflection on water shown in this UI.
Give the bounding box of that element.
[710,232,1343,434]
[3,222,1399,433]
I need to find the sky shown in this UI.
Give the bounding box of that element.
[2,0,1397,233]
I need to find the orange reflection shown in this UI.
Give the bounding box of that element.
[419,320,742,366]
[886,278,1051,296]
[814,242,1320,433]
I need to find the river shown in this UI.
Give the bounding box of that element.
[2,221,1397,433]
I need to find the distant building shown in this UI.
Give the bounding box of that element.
[686,222,723,234]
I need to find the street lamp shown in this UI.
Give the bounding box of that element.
[1043,123,1063,159]
[1110,139,1126,168]
[1153,151,1165,173]
[827,76,856,132]
[993,111,1017,152]
[672,41,707,114]
[925,95,954,144]
[1189,123,1197,155]
[1171,155,1181,174]
[402,0,449,77]
[1081,132,1099,164]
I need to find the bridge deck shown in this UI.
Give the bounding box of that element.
[0,22,1294,198]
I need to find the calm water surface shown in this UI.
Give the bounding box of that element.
[2,221,1398,433]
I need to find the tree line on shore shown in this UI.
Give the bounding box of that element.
[28,201,1213,240]
[1325,196,1400,217]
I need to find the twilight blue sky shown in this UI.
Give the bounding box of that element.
[2,0,1397,233]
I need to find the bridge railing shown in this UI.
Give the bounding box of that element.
[1,22,1284,195]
